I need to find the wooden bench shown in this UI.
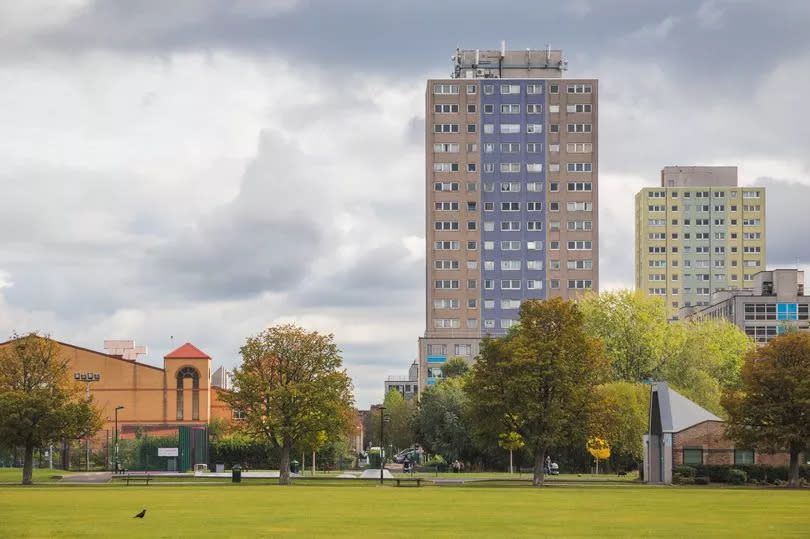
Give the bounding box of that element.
[125,474,152,486]
[394,478,422,487]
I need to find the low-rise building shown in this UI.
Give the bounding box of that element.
[384,361,419,399]
[681,269,809,343]
[643,382,794,484]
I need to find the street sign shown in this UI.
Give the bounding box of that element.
[158,447,179,457]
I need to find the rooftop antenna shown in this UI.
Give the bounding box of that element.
[500,40,506,58]
[546,43,551,62]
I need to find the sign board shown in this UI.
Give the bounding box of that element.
[158,447,179,457]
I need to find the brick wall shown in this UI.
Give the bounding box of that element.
[672,420,792,466]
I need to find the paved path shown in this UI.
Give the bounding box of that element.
[60,472,112,483]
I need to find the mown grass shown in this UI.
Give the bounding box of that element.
[0,468,76,483]
[1,484,808,537]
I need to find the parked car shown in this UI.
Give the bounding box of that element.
[394,447,420,464]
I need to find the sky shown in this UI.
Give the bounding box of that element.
[1,0,809,409]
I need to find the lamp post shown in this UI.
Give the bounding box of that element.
[114,406,124,472]
[379,407,390,485]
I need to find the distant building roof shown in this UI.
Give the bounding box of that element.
[653,382,721,433]
[165,342,211,359]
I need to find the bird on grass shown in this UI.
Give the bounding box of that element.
[134,509,146,519]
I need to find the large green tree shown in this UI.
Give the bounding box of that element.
[381,388,415,452]
[0,333,103,484]
[588,381,649,463]
[413,377,476,463]
[221,324,354,485]
[722,331,810,487]
[467,298,608,486]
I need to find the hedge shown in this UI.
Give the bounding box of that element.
[688,464,810,484]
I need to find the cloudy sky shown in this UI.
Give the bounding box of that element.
[1,0,809,408]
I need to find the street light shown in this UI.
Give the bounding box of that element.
[380,407,391,485]
[114,406,124,473]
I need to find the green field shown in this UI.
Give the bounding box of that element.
[0,468,76,483]
[1,484,809,537]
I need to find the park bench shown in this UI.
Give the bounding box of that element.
[125,474,152,486]
[394,478,422,487]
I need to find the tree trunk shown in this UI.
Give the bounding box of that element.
[23,440,34,485]
[532,449,546,487]
[788,446,800,488]
[279,440,291,485]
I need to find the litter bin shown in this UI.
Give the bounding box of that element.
[232,465,242,483]
[290,460,300,474]
[215,463,224,473]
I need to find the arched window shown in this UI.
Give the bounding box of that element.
[176,367,200,421]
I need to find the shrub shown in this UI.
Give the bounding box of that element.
[727,468,747,485]
[673,473,693,485]
[694,476,710,485]
[673,465,696,478]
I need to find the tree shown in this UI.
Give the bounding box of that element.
[467,298,608,486]
[586,437,610,474]
[722,331,810,487]
[498,430,524,474]
[442,356,470,379]
[221,324,354,485]
[0,333,103,485]
[382,389,415,452]
[588,381,648,464]
[413,377,476,463]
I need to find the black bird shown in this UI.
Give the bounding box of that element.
[134,509,146,519]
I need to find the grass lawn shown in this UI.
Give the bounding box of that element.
[1,484,808,537]
[0,468,76,483]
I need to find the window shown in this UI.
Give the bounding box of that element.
[484,202,494,211]
[483,124,494,134]
[484,299,494,309]
[500,241,521,250]
[567,182,592,191]
[467,182,477,192]
[567,241,592,250]
[501,299,521,309]
[434,124,459,133]
[484,104,494,114]
[501,142,520,153]
[527,182,543,192]
[568,280,592,289]
[567,163,593,172]
[500,84,520,94]
[467,163,476,172]
[526,124,543,134]
[527,202,543,211]
[567,220,592,231]
[467,104,476,113]
[434,260,459,270]
[467,279,477,289]
[550,84,559,93]
[467,241,477,250]
[501,279,521,290]
[567,123,592,133]
[501,221,520,231]
[500,124,520,134]
[434,299,459,309]
[435,280,459,289]
[566,104,592,113]
[467,124,476,133]
[434,241,459,250]
[549,104,559,113]
[566,143,592,153]
[467,201,477,211]
[527,84,543,94]
[550,241,560,250]
[526,163,543,172]
[434,104,458,113]
[500,319,518,329]
[526,241,543,250]
[567,260,593,270]
[567,84,592,93]
[527,221,543,231]
[549,124,559,133]
[433,163,459,172]
[176,367,201,420]
[434,143,460,153]
[434,221,459,231]
[682,448,703,465]
[550,279,560,289]
[483,241,494,250]
[434,319,460,329]
[527,261,543,270]
[501,260,521,271]
[548,144,559,152]
[500,104,520,114]
[550,182,559,191]
[500,182,520,192]
[734,449,754,465]
[527,104,542,114]
[433,84,459,94]
[501,202,520,211]
[484,279,494,289]
[743,190,760,198]
[567,201,593,211]
[483,85,494,95]
[467,220,476,230]
[434,201,458,211]
[466,85,476,94]
[455,344,473,356]
[527,143,541,153]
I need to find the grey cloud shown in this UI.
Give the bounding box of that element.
[756,178,810,266]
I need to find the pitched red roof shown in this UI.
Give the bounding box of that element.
[164,342,211,359]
